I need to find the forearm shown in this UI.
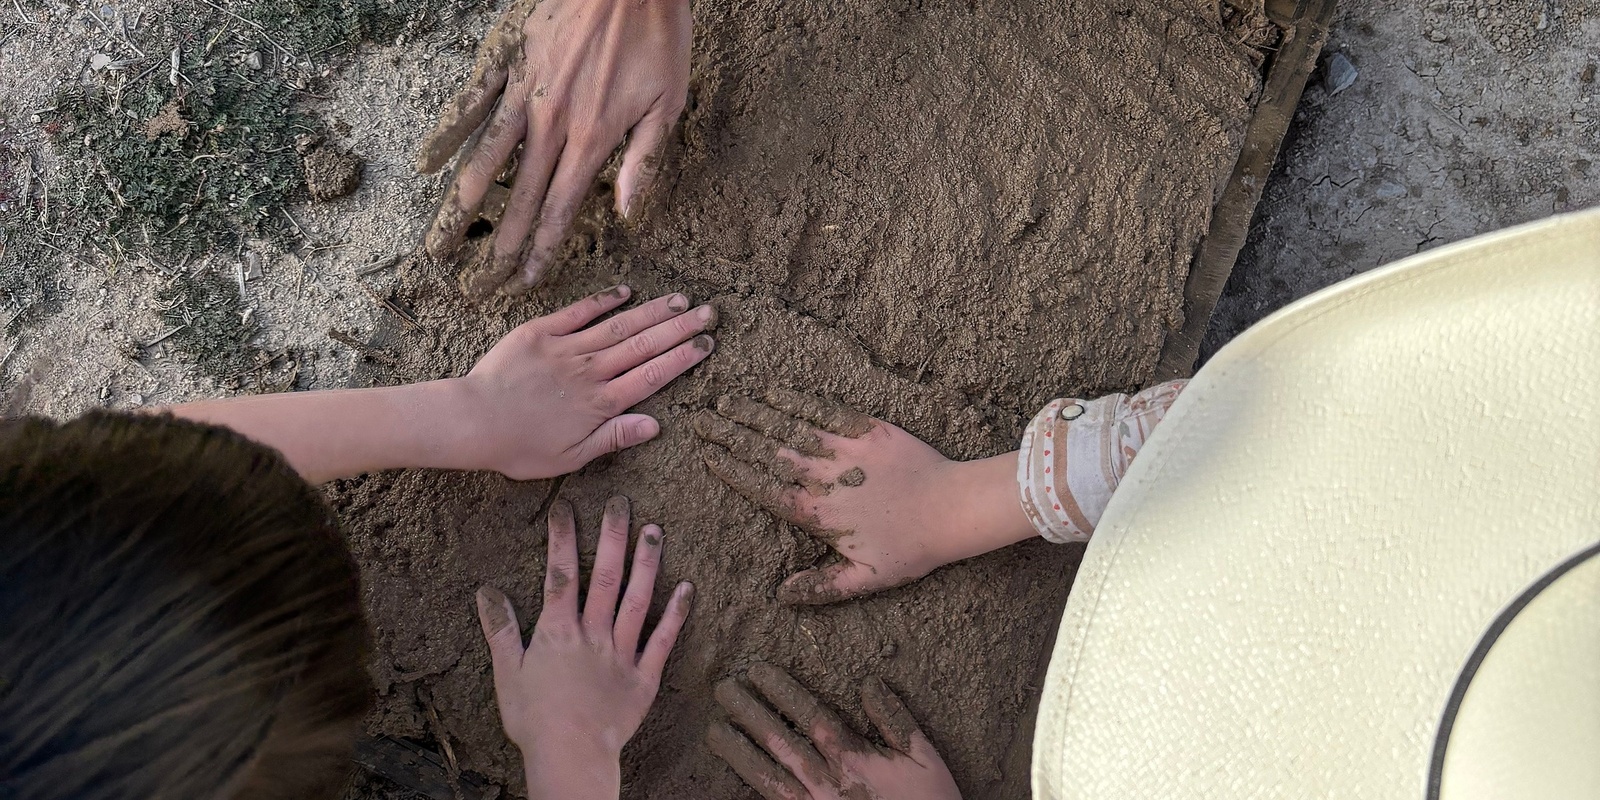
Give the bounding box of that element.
[162,379,482,483]
[926,452,1038,564]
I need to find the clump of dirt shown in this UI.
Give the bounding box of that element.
[304,142,365,202]
[331,1,1265,798]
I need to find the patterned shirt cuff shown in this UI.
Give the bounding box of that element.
[1016,380,1188,544]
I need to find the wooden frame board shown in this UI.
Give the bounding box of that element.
[1155,0,1339,380]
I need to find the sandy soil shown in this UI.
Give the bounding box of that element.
[331,2,1260,797]
[1205,0,1598,354]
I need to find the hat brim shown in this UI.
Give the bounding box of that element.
[1032,208,1600,799]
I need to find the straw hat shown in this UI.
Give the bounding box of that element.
[1032,208,1600,799]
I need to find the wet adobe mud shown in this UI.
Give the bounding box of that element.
[330,1,1263,797]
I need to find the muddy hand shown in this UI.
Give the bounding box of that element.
[706,663,962,800]
[693,390,961,605]
[462,285,716,479]
[419,0,692,294]
[476,498,694,795]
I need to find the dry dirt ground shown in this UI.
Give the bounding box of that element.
[1,0,1596,798]
[1204,0,1598,356]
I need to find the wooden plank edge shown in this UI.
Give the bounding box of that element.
[1153,0,1338,381]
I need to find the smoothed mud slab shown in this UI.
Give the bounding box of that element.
[335,1,1267,797]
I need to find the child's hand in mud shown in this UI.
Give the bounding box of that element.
[459,285,716,480]
[418,0,692,296]
[475,498,694,797]
[693,390,1033,604]
[707,663,962,800]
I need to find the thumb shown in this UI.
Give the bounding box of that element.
[573,414,661,466]
[615,105,675,220]
[776,561,888,606]
[475,585,524,676]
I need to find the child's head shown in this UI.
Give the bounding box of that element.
[0,411,371,799]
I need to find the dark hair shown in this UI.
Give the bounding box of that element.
[0,411,371,800]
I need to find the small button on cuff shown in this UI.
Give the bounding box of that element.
[1060,402,1085,421]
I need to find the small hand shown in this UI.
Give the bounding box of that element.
[707,663,962,800]
[475,497,694,797]
[419,0,692,295]
[459,285,716,480]
[693,390,986,604]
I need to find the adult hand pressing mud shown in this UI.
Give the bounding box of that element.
[418,0,692,296]
[707,663,961,800]
[476,498,694,799]
[693,390,1035,604]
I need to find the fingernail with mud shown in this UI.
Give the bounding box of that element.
[476,586,512,631]
[667,293,690,312]
[606,495,630,517]
[499,272,537,296]
[549,498,574,524]
[697,304,719,329]
[606,284,631,300]
[693,334,716,353]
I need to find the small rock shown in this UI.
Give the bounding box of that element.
[129,394,144,406]
[1375,181,1407,199]
[90,53,113,71]
[878,642,898,659]
[1323,52,1358,96]
[243,250,264,280]
[245,50,262,70]
[302,144,364,202]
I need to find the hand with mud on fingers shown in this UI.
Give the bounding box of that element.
[476,498,694,799]
[694,390,1024,605]
[707,663,962,800]
[460,285,716,479]
[418,0,692,296]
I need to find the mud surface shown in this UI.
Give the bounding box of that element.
[329,1,1262,798]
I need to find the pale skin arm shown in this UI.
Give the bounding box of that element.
[693,390,1035,605]
[167,285,718,484]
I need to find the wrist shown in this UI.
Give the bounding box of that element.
[387,377,489,472]
[521,736,622,800]
[926,452,1038,564]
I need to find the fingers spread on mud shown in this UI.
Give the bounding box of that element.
[415,0,531,173]
[715,677,835,789]
[715,394,832,457]
[765,388,876,439]
[705,721,809,800]
[700,444,812,526]
[859,675,923,755]
[693,411,818,488]
[747,662,866,758]
[416,55,513,174]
